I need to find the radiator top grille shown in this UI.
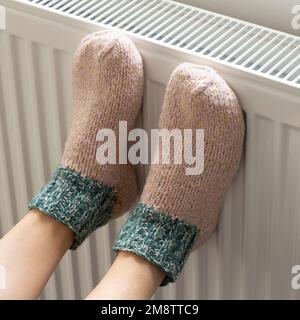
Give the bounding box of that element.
[21,0,300,86]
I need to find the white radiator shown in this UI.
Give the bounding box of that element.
[0,0,300,300]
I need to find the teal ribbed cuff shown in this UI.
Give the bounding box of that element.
[28,166,117,249]
[113,203,199,285]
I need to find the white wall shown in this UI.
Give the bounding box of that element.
[177,0,300,36]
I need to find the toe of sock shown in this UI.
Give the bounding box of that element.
[166,63,242,116]
[72,30,143,93]
[170,63,218,93]
[74,30,142,67]
[169,63,238,100]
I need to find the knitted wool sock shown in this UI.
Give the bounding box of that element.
[114,63,245,285]
[28,31,144,249]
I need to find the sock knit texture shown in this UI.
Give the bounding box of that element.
[114,63,245,284]
[29,31,144,249]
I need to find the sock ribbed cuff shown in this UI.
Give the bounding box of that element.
[113,203,199,285]
[28,166,117,249]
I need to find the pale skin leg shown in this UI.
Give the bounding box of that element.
[0,209,165,300]
[0,209,74,300]
[85,251,165,300]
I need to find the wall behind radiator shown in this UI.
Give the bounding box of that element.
[177,0,300,36]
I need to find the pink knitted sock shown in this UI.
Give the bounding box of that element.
[29,31,143,248]
[114,63,245,285]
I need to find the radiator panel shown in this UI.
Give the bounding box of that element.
[16,0,300,88]
[0,6,300,300]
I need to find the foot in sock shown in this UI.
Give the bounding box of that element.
[114,63,245,285]
[29,31,144,249]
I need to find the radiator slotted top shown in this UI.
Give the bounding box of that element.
[21,0,300,86]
